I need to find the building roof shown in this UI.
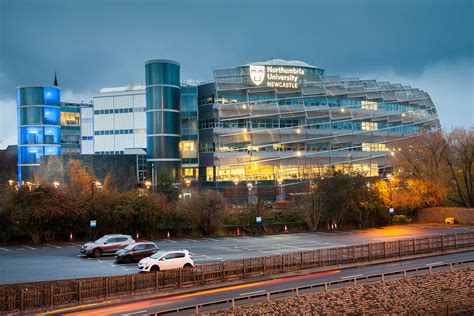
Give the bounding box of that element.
[244,59,317,68]
[99,83,146,93]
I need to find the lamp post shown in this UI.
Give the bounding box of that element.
[387,174,395,224]
[90,181,102,216]
[53,181,60,189]
[233,178,239,205]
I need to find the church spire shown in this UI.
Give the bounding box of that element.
[53,71,58,86]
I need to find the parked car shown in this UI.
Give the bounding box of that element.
[114,242,159,263]
[138,249,194,272]
[81,234,135,257]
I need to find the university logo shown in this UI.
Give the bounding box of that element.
[249,65,265,86]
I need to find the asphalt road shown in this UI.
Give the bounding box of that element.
[43,251,474,315]
[0,224,472,284]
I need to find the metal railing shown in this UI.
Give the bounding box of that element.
[153,259,474,315]
[1,232,473,313]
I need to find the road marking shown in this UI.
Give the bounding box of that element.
[68,242,82,246]
[23,246,36,250]
[182,238,199,243]
[44,243,61,249]
[16,248,24,250]
[426,262,444,266]
[203,238,219,242]
[0,247,10,252]
[163,239,177,243]
[239,289,266,296]
[122,310,147,315]
[341,274,363,279]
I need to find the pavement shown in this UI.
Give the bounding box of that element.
[0,224,473,284]
[42,250,474,315]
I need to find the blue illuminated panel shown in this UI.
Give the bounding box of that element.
[44,87,60,105]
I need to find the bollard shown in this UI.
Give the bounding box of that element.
[232,298,236,308]
[296,288,299,296]
[429,266,432,274]
[267,292,270,302]
[353,278,357,286]
[195,304,199,314]
[324,283,328,291]
[449,263,453,271]
[381,273,385,283]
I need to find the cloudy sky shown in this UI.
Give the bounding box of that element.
[0,0,472,148]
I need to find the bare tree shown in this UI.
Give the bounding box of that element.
[445,128,474,207]
[178,190,226,236]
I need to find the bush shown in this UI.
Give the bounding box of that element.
[392,215,412,225]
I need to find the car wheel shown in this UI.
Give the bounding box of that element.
[93,248,102,258]
[183,263,193,269]
[150,265,160,272]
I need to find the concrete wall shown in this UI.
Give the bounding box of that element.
[418,207,474,224]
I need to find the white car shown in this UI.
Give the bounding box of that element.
[138,250,194,272]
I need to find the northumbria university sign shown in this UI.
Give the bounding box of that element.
[249,65,305,88]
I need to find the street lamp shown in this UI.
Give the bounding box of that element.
[184,178,191,187]
[8,180,14,187]
[53,181,60,189]
[233,178,240,205]
[145,181,152,190]
[387,174,395,223]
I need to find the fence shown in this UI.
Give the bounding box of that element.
[1,232,473,313]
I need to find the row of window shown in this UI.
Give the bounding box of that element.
[200,142,395,153]
[81,136,93,140]
[94,107,146,115]
[95,129,134,135]
[95,151,125,155]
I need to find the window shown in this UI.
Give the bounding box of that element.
[361,100,378,110]
[134,244,146,251]
[145,244,157,250]
[361,121,378,131]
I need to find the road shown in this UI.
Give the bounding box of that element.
[42,251,474,315]
[0,224,472,284]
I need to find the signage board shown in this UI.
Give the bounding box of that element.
[90,220,97,228]
[249,65,305,89]
[389,208,394,214]
[256,216,262,224]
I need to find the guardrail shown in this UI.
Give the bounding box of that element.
[153,259,474,315]
[1,232,473,313]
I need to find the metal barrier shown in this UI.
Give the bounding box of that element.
[1,231,473,313]
[152,259,474,315]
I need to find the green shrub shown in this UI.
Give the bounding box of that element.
[392,215,412,225]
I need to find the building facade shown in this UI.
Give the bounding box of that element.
[197,59,440,191]
[92,84,147,155]
[80,105,94,154]
[60,102,82,154]
[17,86,62,183]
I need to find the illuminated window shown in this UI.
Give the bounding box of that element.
[361,121,378,131]
[60,112,80,126]
[184,168,193,176]
[206,167,214,181]
[180,141,197,158]
[361,100,378,110]
[361,143,389,152]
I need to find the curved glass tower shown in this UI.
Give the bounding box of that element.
[145,60,181,182]
[17,86,61,183]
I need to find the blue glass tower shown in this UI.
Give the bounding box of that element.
[145,60,181,182]
[17,86,61,183]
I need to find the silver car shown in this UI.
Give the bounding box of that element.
[81,234,135,257]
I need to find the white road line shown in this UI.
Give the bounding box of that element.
[44,243,61,249]
[22,246,36,250]
[341,274,363,279]
[426,262,444,266]
[68,242,82,246]
[239,290,266,296]
[164,239,177,243]
[16,248,24,250]
[182,238,199,243]
[0,247,10,252]
[122,310,147,315]
[203,238,219,242]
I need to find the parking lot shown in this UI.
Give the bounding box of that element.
[0,224,473,284]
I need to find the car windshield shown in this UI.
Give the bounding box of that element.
[124,244,135,250]
[150,251,167,259]
[94,236,109,243]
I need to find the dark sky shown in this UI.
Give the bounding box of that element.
[0,0,473,147]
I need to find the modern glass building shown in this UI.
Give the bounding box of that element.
[17,86,62,183]
[180,83,199,183]
[197,59,441,191]
[60,102,82,154]
[145,59,181,182]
